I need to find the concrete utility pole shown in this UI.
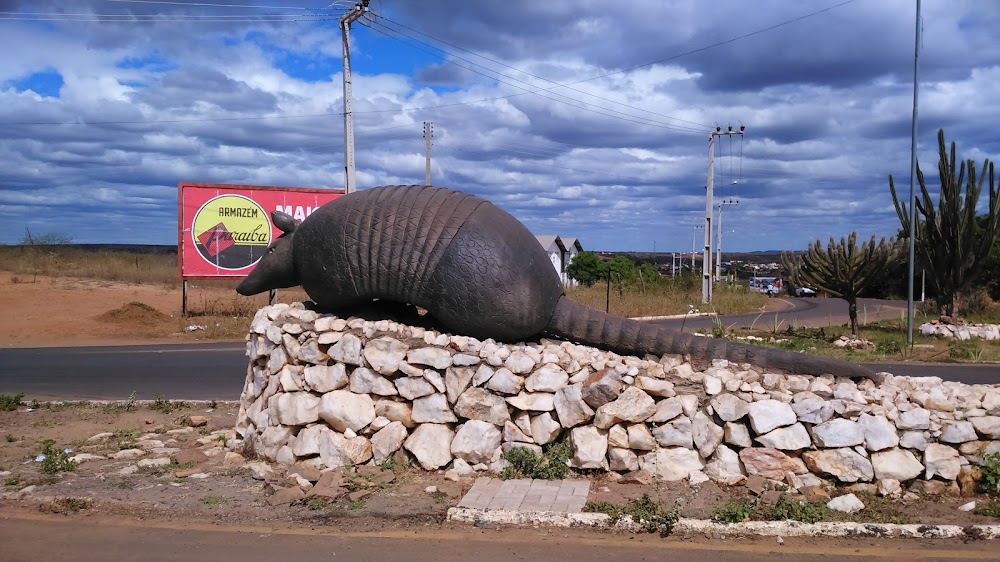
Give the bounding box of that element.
[423,121,433,186]
[340,0,371,194]
[691,225,703,272]
[716,199,738,281]
[906,0,921,344]
[703,125,745,304]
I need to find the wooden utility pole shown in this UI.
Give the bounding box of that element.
[423,122,433,186]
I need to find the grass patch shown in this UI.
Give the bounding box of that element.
[150,395,187,415]
[566,276,766,318]
[5,434,17,443]
[763,495,828,524]
[0,392,25,411]
[39,497,93,514]
[4,474,22,487]
[584,494,680,535]
[499,439,572,480]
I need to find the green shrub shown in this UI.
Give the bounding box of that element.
[763,495,827,524]
[0,392,25,411]
[499,439,572,480]
[712,498,757,523]
[39,440,76,474]
[980,452,1000,495]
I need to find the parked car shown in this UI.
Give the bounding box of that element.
[794,287,817,297]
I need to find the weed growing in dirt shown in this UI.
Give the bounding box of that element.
[979,452,1000,495]
[38,440,76,474]
[500,439,572,480]
[763,495,828,524]
[584,494,681,535]
[0,392,25,411]
[150,395,187,414]
[5,434,17,442]
[200,495,228,507]
[975,500,1000,518]
[4,474,22,487]
[379,457,398,471]
[712,498,758,523]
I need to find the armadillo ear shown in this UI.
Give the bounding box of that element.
[271,211,298,234]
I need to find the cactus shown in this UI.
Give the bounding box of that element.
[781,232,898,336]
[889,129,999,318]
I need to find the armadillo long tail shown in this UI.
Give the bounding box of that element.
[545,296,881,382]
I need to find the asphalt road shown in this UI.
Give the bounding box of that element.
[0,298,996,401]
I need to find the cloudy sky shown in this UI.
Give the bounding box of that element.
[1,0,998,253]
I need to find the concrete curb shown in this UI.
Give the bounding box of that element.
[447,508,1000,539]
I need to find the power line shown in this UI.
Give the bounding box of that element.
[377,15,712,130]
[363,20,708,135]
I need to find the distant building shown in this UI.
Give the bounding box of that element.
[536,235,583,287]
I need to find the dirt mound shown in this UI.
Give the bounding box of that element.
[97,301,169,324]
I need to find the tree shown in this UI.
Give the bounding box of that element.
[605,255,637,280]
[889,129,999,318]
[781,232,898,336]
[20,230,73,245]
[565,251,606,287]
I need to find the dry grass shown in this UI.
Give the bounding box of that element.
[0,245,177,286]
[566,276,768,318]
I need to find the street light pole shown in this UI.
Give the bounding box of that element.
[340,0,370,194]
[703,126,745,303]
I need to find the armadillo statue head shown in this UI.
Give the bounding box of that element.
[236,211,301,296]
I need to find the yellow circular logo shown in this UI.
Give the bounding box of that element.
[192,195,271,270]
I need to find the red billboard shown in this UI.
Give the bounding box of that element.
[178,182,344,279]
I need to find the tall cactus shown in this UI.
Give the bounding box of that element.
[781,232,898,336]
[889,129,999,318]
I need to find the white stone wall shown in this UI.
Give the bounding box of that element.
[237,303,1000,494]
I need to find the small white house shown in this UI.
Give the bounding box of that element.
[536,235,584,287]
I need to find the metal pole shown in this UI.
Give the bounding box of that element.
[906,0,921,344]
[703,133,714,304]
[716,204,723,282]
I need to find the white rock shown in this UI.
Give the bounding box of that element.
[802,448,873,483]
[703,375,723,395]
[472,364,495,386]
[647,396,684,423]
[363,336,409,375]
[412,393,458,423]
[485,368,525,395]
[871,448,924,482]
[269,392,321,426]
[858,413,899,452]
[896,408,931,430]
[371,421,409,463]
[374,399,415,428]
[748,400,797,434]
[608,424,629,449]
[530,413,562,445]
[827,493,865,513]
[939,421,978,443]
[924,443,961,480]
[652,416,693,448]
[755,423,812,450]
[451,420,502,464]
[791,398,834,425]
[971,416,1000,439]
[319,431,372,467]
[553,383,595,428]
[601,387,656,423]
[692,411,724,458]
[525,364,569,392]
[454,387,510,426]
[327,333,364,366]
[506,392,555,412]
[635,376,675,398]
[608,447,639,472]
[704,444,746,485]
[445,366,475,404]
[710,393,750,422]
[302,364,348,393]
[650,447,706,481]
[899,431,930,451]
[959,501,977,512]
[627,423,657,451]
[319,390,376,433]
[504,350,537,374]
[137,457,171,469]
[724,422,753,448]
[407,347,453,369]
[394,376,436,400]
[810,418,864,448]
[404,424,455,470]
[570,426,608,469]
[349,367,399,396]
[292,424,330,457]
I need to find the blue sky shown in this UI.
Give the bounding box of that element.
[1,0,998,252]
